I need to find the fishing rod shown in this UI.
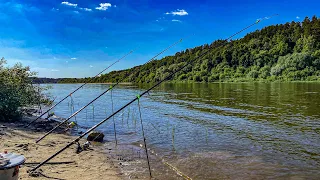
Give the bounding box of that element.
[29,15,277,173]
[25,49,136,127]
[35,38,185,143]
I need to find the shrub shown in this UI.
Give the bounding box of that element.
[259,66,271,79]
[178,74,187,80]
[0,58,46,121]
[247,70,259,79]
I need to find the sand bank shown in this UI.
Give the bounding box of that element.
[0,116,121,180]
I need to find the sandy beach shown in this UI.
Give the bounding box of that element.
[0,116,122,180]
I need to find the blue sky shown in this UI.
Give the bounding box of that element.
[0,0,319,78]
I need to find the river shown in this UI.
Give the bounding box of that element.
[42,82,320,179]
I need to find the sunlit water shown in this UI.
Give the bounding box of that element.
[42,82,320,179]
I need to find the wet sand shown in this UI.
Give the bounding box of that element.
[0,116,121,180]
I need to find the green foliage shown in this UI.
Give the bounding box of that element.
[259,66,271,79]
[247,69,259,79]
[58,16,320,83]
[0,58,46,121]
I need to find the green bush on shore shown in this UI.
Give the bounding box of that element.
[0,58,48,122]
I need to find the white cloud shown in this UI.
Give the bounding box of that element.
[89,65,93,68]
[79,7,92,12]
[172,19,182,22]
[61,1,77,7]
[114,5,117,7]
[51,69,60,72]
[165,9,188,16]
[73,10,79,14]
[71,57,77,60]
[95,3,112,11]
[296,16,300,19]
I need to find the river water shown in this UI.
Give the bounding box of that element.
[42,82,320,179]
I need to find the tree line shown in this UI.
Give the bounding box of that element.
[59,16,320,83]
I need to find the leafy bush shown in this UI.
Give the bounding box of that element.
[178,74,187,80]
[271,64,284,76]
[259,66,271,79]
[247,70,259,79]
[0,58,45,121]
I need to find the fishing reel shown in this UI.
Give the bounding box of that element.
[63,121,78,132]
[45,112,55,120]
[68,121,77,128]
[75,141,91,154]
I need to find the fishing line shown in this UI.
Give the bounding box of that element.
[137,96,152,178]
[162,160,192,180]
[35,36,187,143]
[26,47,138,127]
[135,141,191,180]
[92,87,118,144]
[37,84,42,115]
[29,15,277,173]
[70,95,79,132]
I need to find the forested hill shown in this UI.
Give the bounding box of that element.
[31,77,61,84]
[59,16,320,83]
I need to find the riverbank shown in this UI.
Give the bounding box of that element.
[0,116,121,180]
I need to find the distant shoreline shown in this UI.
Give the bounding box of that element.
[36,80,320,84]
[37,82,134,85]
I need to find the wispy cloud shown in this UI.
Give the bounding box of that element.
[66,61,69,63]
[165,9,188,16]
[89,65,93,68]
[95,3,112,11]
[172,19,182,22]
[71,57,77,60]
[296,16,300,19]
[73,10,79,14]
[79,7,92,12]
[51,69,60,72]
[61,1,77,7]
